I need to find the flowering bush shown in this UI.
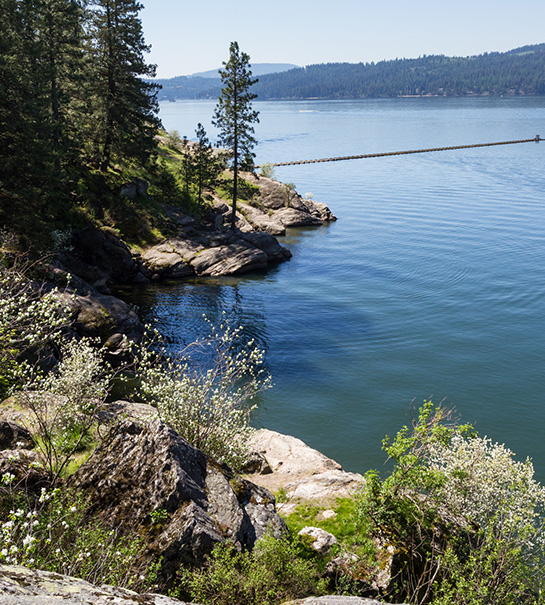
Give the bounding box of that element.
[0,257,69,397]
[0,483,149,589]
[357,401,545,604]
[16,337,111,482]
[136,315,271,470]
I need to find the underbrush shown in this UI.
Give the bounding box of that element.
[171,534,327,605]
[0,484,152,590]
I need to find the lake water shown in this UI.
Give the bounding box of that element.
[127,97,545,480]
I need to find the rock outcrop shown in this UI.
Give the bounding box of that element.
[69,419,287,586]
[139,175,335,280]
[0,564,191,605]
[46,272,145,360]
[286,598,403,605]
[244,429,363,514]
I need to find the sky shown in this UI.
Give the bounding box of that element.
[140,0,545,79]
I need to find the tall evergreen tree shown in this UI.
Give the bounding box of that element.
[1,0,90,238]
[194,123,220,206]
[213,41,259,230]
[87,0,159,171]
[0,0,55,237]
[39,0,87,174]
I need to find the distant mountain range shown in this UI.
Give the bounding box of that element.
[155,45,545,101]
[154,64,298,100]
[187,63,299,79]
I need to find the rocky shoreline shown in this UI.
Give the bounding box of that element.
[48,174,335,360]
[0,179,387,603]
[0,397,398,604]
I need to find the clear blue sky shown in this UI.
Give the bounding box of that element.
[140,0,545,79]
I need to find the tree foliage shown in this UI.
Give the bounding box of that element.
[0,0,160,242]
[87,0,160,171]
[213,41,259,229]
[194,123,221,206]
[357,401,545,604]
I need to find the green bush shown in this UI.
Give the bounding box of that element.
[259,162,276,179]
[175,534,326,605]
[356,401,545,605]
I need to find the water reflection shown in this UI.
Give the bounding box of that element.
[120,278,272,374]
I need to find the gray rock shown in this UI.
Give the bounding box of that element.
[273,207,323,228]
[248,175,291,210]
[120,178,149,199]
[303,199,337,222]
[97,400,158,425]
[191,245,268,276]
[240,231,292,262]
[242,173,336,225]
[0,421,33,450]
[0,449,49,492]
[165,239,204,262]
[56,285,144,345]
[0,564,193,604]
[238,202,287,235]
[141,244,194,278]
[245,429,363,514]
[239,449,272,475]
[69,419,287,585]
[284,597,402,605]
[298,526,338,556]
[73,229,138,283]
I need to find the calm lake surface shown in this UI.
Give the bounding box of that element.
[127,97,545,479]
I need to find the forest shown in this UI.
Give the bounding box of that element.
[0,0,162,247]
[156,43,545,101]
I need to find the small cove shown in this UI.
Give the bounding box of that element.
[124,97,545,480]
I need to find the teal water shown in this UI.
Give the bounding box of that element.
[127,97,545,479]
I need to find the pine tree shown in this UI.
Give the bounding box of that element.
[87,0,159,172]
[194,123,221,206]
[0,0,55,237]
[213,42,259,230]
[39,0,87,174]
[0,0,91,238]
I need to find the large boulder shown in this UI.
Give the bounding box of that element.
[239,231,292,262]
[141,243,194,278]
[0,420,33,450]
[245,429,363,514]
[71,228,139,283]
[273,207,323,228]
[69,420,287,585]
[191,244,268,276]
[0,564,192,605]
[238,202,287,235]
[52,275,144,349]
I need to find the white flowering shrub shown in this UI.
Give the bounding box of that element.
[136,316,271,470]
[0,259,69,397]
[357,401,545,605]
[17,337,111,482]
[0,484,150,589]
[429,434,545,550]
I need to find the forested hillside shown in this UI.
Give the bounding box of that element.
[0,0,160,246]
[157,44,545,101]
